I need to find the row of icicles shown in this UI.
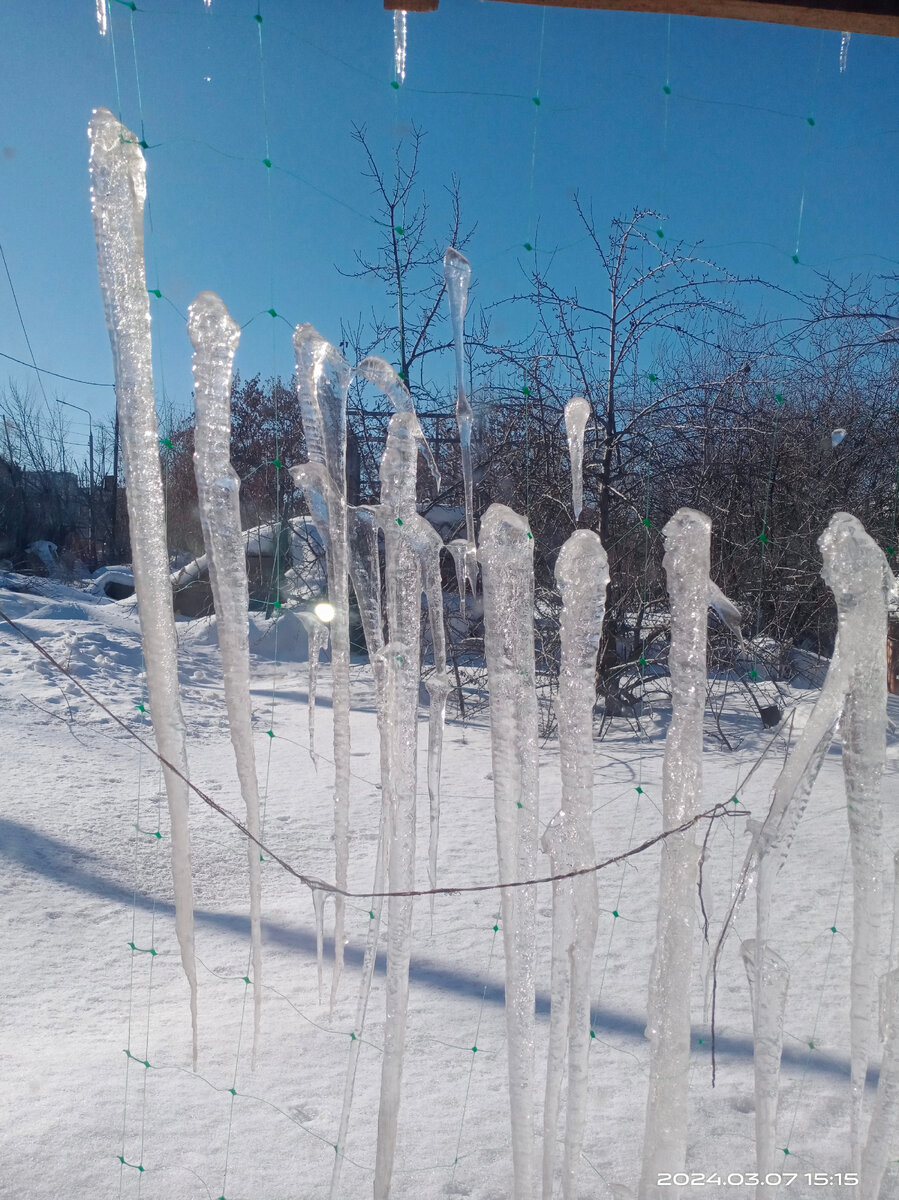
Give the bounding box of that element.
[88,105,898,1200]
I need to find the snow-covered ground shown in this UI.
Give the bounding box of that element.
[2,573,897,1199]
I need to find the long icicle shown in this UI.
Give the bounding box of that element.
[861,853,899,1195]
[189,290,264,1059]
[89,107,199,1065]
[563,397,590,522]
[330,502,389,1200]
[821,515,887,1167]
[639,508,711,1199]
[542,529,607,1199]
[747,513,887,1189]
[373,413,424,1200]
[357,357,447,916]
[480,503,539,1200]
[292,325,352,1012]
[443,248,477,600]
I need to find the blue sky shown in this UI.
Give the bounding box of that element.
[2,1,897,459]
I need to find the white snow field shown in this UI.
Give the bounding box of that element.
[2,573,897,1200]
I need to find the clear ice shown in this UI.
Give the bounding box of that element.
[640,508,711,1199]
[862,853,899,1195]
[88,108,199,1065]
[373,413,425,1200]
[443,248,477,579]
[479,503,539,1200]
[747,513,888,1175]
[292,324,352,1011]
[740,940,790,1199]
[393,9,407,85]
[563,397,590,521]
[298,610,329,768]
[189,290,264,1057]
[542,529,608,1199]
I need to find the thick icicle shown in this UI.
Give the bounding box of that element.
[821,515,887,1166]
[862,852,899,1196]
[639,508,711,1200]
[542,529,608,1200]
[96,0,107,36]
[189,290,264,1057]
[443,248,477,586]
[563,397,590,521]
[89,108,198,1064]
[747,513,887,1179]
[298,611,329,768]
[861,967,899,1197]
[292,325,352,1011]
[740,940,789,1200]
[373,413,423,1200]
[479,503,540,1200]
[356,355,440,490]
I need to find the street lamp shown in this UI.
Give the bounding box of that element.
[54,398,95,569]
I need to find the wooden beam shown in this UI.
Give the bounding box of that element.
[384,1,439,11]
[486,0,899,36]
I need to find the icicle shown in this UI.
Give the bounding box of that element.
[564,396,590,521]
[393,9,407,85]
[331,506,389,1200]
[861,967,899,1196]
[356,355,440,489]
[330,812,388,1200]
[708,579,744,648]
[189,290,264,1060]
[443,248,477,591]
[740,941,790,1200]
[840,31,851,73]
[373,413,424,1200]
[863,849,899,1194]
[89,108,199,1066]
[312,887,326,1005]
[479,503,539,1200]
[542,529,607,1200]
[640,508,711,1199]
[292,324,352,1013]
[746,513,887,1178]
[96,0,107,36]
[880,849,899,1040]
[447,538,469,617]
[298,611,329,768]
[821,514,888,1167]
[400,513,449,916]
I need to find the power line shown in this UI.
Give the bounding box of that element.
[0,348,115,389]
[0,239,54,411]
